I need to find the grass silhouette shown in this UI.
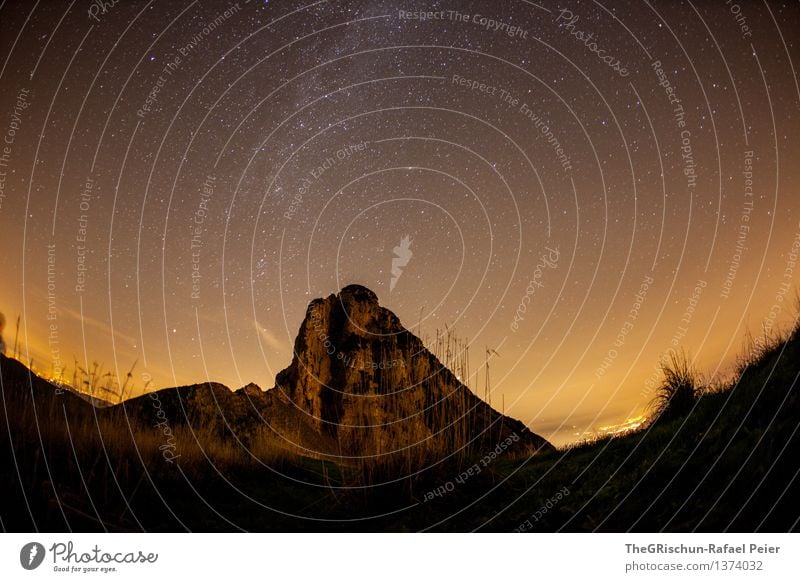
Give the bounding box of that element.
[649,349,703,425]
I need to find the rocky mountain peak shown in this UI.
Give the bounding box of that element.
[338,283,379,305]
[273,285,553,457]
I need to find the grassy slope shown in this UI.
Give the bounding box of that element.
[1,325,798,532]
[406,326,800,532]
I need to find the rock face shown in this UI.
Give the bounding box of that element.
[271,284,553,458]
[10,284,553,466]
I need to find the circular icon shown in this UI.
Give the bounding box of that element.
[19,542,46,570]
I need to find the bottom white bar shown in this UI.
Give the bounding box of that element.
[1,533,797,581]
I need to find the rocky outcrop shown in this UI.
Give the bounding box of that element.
[270,284,553,458]
[4,285,553,468]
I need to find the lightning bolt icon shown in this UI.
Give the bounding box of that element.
[28,545,38,566]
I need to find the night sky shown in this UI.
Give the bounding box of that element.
[1,0,798,446]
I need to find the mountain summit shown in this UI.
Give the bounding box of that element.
[2,284,552,472]
[271,284,553,458]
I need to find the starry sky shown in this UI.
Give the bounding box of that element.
[1,0,798,446]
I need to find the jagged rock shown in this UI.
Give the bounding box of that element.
[270,284,553,458]
[1,285,553,468]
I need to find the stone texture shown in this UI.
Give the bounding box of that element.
[270,284,553,457]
